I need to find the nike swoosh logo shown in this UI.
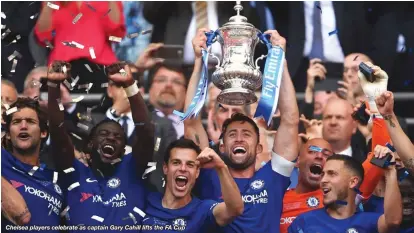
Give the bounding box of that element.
[86,178,98,183]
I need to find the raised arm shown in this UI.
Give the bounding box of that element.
[376,91,414,173]
[197,148,244,226]
[377,157,402,233]
[106,63,154,173]
[267,30,299,162]
[47,61,75,170]
[183,29,210,150]
[1,177,31,226]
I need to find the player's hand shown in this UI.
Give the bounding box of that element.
[135,43,164,72]
[306,58,327,90]
[337,80,356,105]
[47,60,71,82]
[192,28,209,59]
[197,148,226,169]
[373,145,393,159]
[358,62,388,98]
[207,109,221,145]
[106,62,135,87]
[264,30,286,51]
[74,149,91,167]
[299,114,323,140]
[375,91,395,117]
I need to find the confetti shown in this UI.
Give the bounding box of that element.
[77,122,89,131]
[127,33,139,39]
[71,95,85,103]
[70,133,82,140]
[0,12,6,19]
[53,172,58,184]
[109,36,122,42]
[62,65,67,74]
[119,68,127,76]
[30,13,39,20]
[91,215,104,223]
[47,81,58,88]
[128,213,137,224]
[328,29,338,36]
[10,59,18,73]
[135,122,145,126]
[368,8,372,12]
[60,206,70,217]
[63,167,75,174]
[3,103,10,110]
[28,166,39,176]
[44,40,54,49]
[84,64,93,72]
[404,80,413,86]
[101,83,109,88]
[353,55,359,61]
[62,41,76,48]
[63,79,73,90]
[68,182,80,191]
[89,47,96,59]
[47,2,60,10]
[86,3,96,12]
[72,13,83,24]
[2,29,11,40]
[154,137,161,152]
[1,25,5,29]
[58,101,65,111]
[133,207,146,218]
[71,41,84,49]
[71,76,80,87]
[103,8,111,17]
[58,122,64,128]
[141,29,153,35]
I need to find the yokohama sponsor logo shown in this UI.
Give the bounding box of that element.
[280,216,296,225]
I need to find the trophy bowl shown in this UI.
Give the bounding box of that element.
[211,2,263,105]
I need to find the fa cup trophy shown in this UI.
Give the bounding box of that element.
[211,1,266,105]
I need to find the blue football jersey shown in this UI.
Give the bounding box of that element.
[59,153,147,232]
[194,161,291,233]
[141,192,219,233]
[363,195,384,213]
[288,208,381,233]
[1,148,63,233]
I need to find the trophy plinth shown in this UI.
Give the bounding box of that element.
[211,1,263,105]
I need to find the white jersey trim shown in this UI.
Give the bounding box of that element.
[271,151,295,177]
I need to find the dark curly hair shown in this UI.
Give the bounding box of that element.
[220,113,260,144]
[2,97,49,150]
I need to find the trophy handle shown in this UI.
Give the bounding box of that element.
[255,54,267,70]
[208,52,221,69]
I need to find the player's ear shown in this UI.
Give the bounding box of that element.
[163,162,168,176]
[256,143,263,154]
[349,175,360,189]
[219,140,225,154]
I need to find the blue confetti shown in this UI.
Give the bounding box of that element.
[316,5,322,13]
[328,29,338,36]
[51,30,56,38]
[39,163,46,171]
[385,142,396,152]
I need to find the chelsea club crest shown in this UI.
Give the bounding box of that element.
[250,180,265,190]
[172,218,187,229]
[54,184,62,195]
[306,196,319,208]
[107,178,121,188]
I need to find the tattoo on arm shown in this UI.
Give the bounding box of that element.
[383,115,396,128]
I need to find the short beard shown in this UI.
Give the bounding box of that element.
[157,99,176,109]
[220,152,256,170]
[12,142,39,157]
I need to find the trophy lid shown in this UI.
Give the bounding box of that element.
[223,1,255,28]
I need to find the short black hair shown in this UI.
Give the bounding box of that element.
[220,113,260,143]
[164,138,201,164]
[327,154,364,185]
[2,97,49,150]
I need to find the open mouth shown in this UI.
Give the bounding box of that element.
[232,146,247,156]
[310,164,323,175]
[175,175,188,188]
[100,144,115,158]
[18,133,30,140]
[322,187,331,195]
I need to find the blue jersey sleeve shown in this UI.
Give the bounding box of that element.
[288,215,306,233]
[202,200,219,228]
